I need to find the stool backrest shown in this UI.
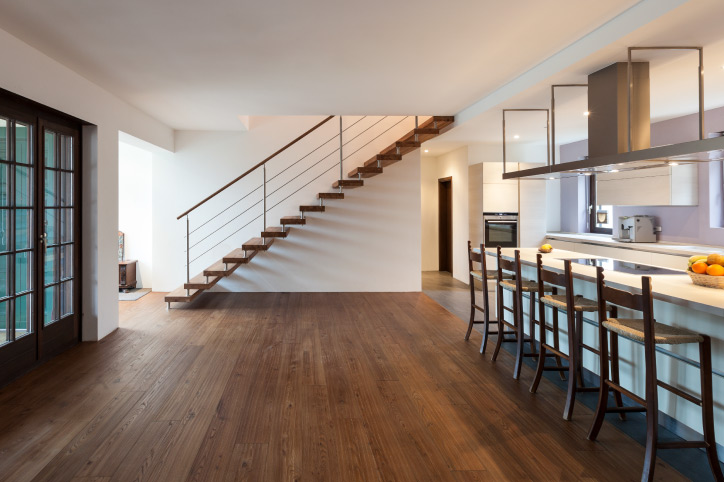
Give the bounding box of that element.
[468,240,481,265]
[496,246,516,280]
[468,241,489,283]
[595,267,655,333]
[536,254,575,304]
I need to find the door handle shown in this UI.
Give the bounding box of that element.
[40,232,48,253]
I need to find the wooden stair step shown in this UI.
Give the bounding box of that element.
[318,192,344,200]
[281,216,306,225]
[184,274,221,290]
[300,205,325,212]
[222,248,257,264]
[364,154,403,168]
[261,226,290,238]
[348,165,383,178]
[332,179,364,189]
[414,127,439,135]
[204,261,242,277]
[165,287,203,303]
[242,237,274,251]
[380,140,420,157]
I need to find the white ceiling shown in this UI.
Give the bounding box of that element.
[0,0,638,130]
[426,0,724,157]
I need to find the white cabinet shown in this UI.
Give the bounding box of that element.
[597,164,698,206]
[482,162,518,213]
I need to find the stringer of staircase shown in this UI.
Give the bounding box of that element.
[165,116,454,306]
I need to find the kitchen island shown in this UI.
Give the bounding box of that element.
[474,246,724,444]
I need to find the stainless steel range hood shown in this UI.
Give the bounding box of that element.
[503,47,720,180]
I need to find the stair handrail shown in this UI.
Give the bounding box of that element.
[176,115,335,220]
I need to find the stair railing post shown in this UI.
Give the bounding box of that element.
[263,163,267,235]
[338,116,343,192]
[186,215,190,296]
[339,116,343,180]
[414,116,419,142]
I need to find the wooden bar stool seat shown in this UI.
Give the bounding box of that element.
[603,318,703,345]
[500,279,551,293]
[540,294,599,312]
[588,267,723,482]
[471,269,512,282]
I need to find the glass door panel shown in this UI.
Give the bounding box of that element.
[42,129,75,327]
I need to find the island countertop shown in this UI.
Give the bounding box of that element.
[475,247,724,318]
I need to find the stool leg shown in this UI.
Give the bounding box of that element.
[491,287,506,362]
[552,307,565,380]
[465,277,476,340]
[588,330,610,441]
[699,336,724,481]
[528,291,537,356]
[610,330,626,421]
[642,316,659,482]
[513,291,524,380]
[480,280,491,354]
[529,304,549,393]
[563,307,578,421]
[575,311,585,388]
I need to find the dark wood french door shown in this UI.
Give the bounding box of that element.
[0,96,82,386]
[438,177,452,273]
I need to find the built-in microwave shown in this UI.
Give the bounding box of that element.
[483,212,518,248]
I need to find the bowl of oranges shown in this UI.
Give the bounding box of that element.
[688,254,724,289]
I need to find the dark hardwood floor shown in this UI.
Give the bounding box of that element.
[0,291,686,481]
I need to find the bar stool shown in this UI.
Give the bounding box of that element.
[465,241,512,353]
[529,254,624,420]
[490,248,552,379]
[588,266,723,482]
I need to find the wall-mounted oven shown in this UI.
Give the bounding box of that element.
[484,212,518,248]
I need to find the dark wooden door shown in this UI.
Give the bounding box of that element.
[438,177,452,273]
[0,94,82,386]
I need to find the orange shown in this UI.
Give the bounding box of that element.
[692,261,709,274]
[706,264,724,276]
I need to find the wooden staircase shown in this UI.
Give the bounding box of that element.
[165,115,454,306]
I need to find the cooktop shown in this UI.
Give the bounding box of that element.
[565,258,685,276]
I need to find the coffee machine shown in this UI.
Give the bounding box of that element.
[616,215,657,243]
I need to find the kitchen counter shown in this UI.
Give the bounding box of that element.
[477,247,724,317]
[546,232,724,258]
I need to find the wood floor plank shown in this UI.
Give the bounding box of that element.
[0,291,690,482]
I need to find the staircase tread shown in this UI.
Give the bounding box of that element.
[222,248,257,264]
[243,237,274,250]
[184,274,221,289]
[318,192,344,199]
[204,261,242,276]
[332,179,364,188]
[300,205,325,212]
[261,226,290,237]
[281,216,307,225]
[165,287,203,302]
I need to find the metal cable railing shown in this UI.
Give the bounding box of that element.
[178,115,424,291]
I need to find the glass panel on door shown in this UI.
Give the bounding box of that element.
[42,129,74,327]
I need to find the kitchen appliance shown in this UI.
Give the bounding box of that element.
[484,212,518,248]
[615,215,657,243]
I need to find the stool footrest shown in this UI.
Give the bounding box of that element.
[472,304,486,312]
[658,440,708,450]
[606,406,646,413]
[605,380,647,407]
[581,343,600,355]
[541,344,569,360]
[656,380,702,406]
[576,386,600,393]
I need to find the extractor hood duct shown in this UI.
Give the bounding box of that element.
[502,47,724,180]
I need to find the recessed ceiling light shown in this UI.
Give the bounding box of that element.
[584,111,591,116]
[513,134,520,139]
[424,149,429,153]
[609,169,620,173]
[583,172,592,176]
[548,177,555,180]
[669,161,679,166]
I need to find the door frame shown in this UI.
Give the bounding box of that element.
[438,176,452,273]
[0,88,85,386]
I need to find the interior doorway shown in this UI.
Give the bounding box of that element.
[438,176,452,273]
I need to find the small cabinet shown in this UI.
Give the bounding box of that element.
[597,164,698,206]
[119,260,137,291]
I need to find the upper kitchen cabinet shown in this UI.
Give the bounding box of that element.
[596,163,698,206]
[482,162,518,213]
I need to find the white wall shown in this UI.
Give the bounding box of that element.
[119,142,153,288]
[0,27,174,340]
[153,116,423,292]
[420,146,469,283]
